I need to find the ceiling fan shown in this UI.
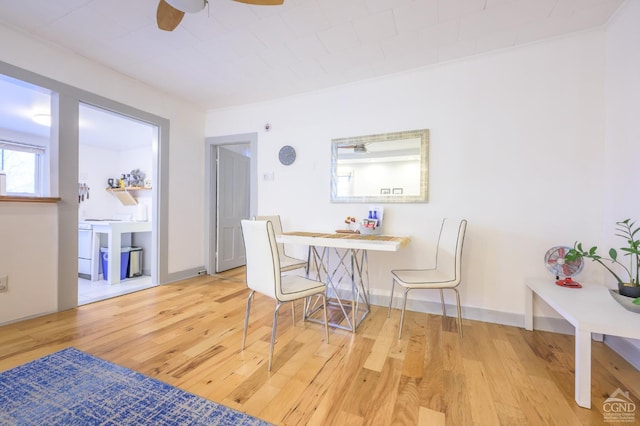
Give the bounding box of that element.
[157,0,284,31]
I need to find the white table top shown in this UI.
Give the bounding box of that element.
[526,278,640,339]
[278,231,410,252]
[86,220,152,233]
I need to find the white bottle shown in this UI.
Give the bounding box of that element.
[0,171,6,196]
[134,203,148,222]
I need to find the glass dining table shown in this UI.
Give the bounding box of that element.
[277,231,410,332]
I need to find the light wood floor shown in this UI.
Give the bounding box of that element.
[1,269,639,425]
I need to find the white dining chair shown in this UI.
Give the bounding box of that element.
[254,215,308,273]
[388,218,467,338]
[240,219,329,371]
[254,215,310,325]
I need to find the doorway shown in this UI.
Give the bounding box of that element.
[216,145,250,272]
[77,103,158,305]
[204,133,258,274]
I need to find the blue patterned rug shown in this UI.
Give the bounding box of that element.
[0,347,271,425]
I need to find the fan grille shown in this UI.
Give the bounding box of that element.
[544,246,583,277]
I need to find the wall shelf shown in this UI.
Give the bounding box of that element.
[106,186,151,192]
[106,187,150,206]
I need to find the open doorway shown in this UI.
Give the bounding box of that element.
[216,144,250,272]
[77,103,157,305]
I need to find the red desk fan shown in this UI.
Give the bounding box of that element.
[544,246,584,288]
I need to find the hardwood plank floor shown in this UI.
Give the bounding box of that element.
[1,268,638,425]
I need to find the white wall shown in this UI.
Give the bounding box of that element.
[79,144,153,221]
[207,30,607,323]
[0,129,58,320]
[78,144,120,219]
[0,24,205,324]
[0,203,58,321]
[604,0,640,358]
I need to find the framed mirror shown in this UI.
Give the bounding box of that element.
[330,129,429,203]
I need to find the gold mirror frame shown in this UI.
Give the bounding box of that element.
[330,129,429,203]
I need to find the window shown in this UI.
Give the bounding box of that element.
[0,140,45,196]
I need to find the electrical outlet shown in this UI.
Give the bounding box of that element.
[0,275,7,293]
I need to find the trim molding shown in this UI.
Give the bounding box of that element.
[204,133,258,274]
[604,335,640,371]
[0,60,169,309]
[164,267,208,285]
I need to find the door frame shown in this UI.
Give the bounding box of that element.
[78,102,162,287]
[204,133,258,274]
[0,60,169,311]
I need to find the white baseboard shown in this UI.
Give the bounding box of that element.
[163,266,207,284]
[604,335,640,371]
[0,309,58,327]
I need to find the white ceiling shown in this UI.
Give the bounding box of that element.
[0,0,626,112]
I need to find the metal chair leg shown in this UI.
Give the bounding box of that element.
[398,288,410,339]
[322,294,329,343]
[453,288,463,337]
[291,302,296,327]
[387,278,396,317]
[302,296,309,322]
[305,246,311,278]
[268,302,283,371]
[242,290,255,350]
[440,289,447,317]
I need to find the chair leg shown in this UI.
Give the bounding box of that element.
[440,289,447,317]
[302,296,309,322]
[291,302,296,327]
[242,290,255,350]
[387,278,396,317]
[304,295,318,322]
[453,288,463,337]
[305,246,311,278]
[322,294,329,343]
[398,288,410,339]
[268,302,283,371]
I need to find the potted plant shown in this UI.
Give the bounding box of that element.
[566,219,640,302]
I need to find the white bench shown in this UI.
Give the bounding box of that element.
[525,278,640,408]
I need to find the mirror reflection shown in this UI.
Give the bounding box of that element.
[331,129,429,203]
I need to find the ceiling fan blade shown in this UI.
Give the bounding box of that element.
[157,0,185,31]
[233,0,284,5]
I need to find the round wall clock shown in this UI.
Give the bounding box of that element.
[278,145,296,165]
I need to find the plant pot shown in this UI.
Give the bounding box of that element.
[609,290,640,313]
[618,282,640,298]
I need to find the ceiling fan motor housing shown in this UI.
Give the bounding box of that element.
[165,0,207,13]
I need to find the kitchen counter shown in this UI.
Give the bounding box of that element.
[81,220,151,284]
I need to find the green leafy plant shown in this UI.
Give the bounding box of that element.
[566,219,640,305]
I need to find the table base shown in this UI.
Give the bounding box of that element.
[304,246,370,332]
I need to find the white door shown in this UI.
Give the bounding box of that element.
[216,146,250,272]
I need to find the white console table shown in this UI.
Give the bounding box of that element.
[90,221,151,285]
[524,278,640,408]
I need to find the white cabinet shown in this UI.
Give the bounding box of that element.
[78,227,93,278]
[91,221,152,284]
